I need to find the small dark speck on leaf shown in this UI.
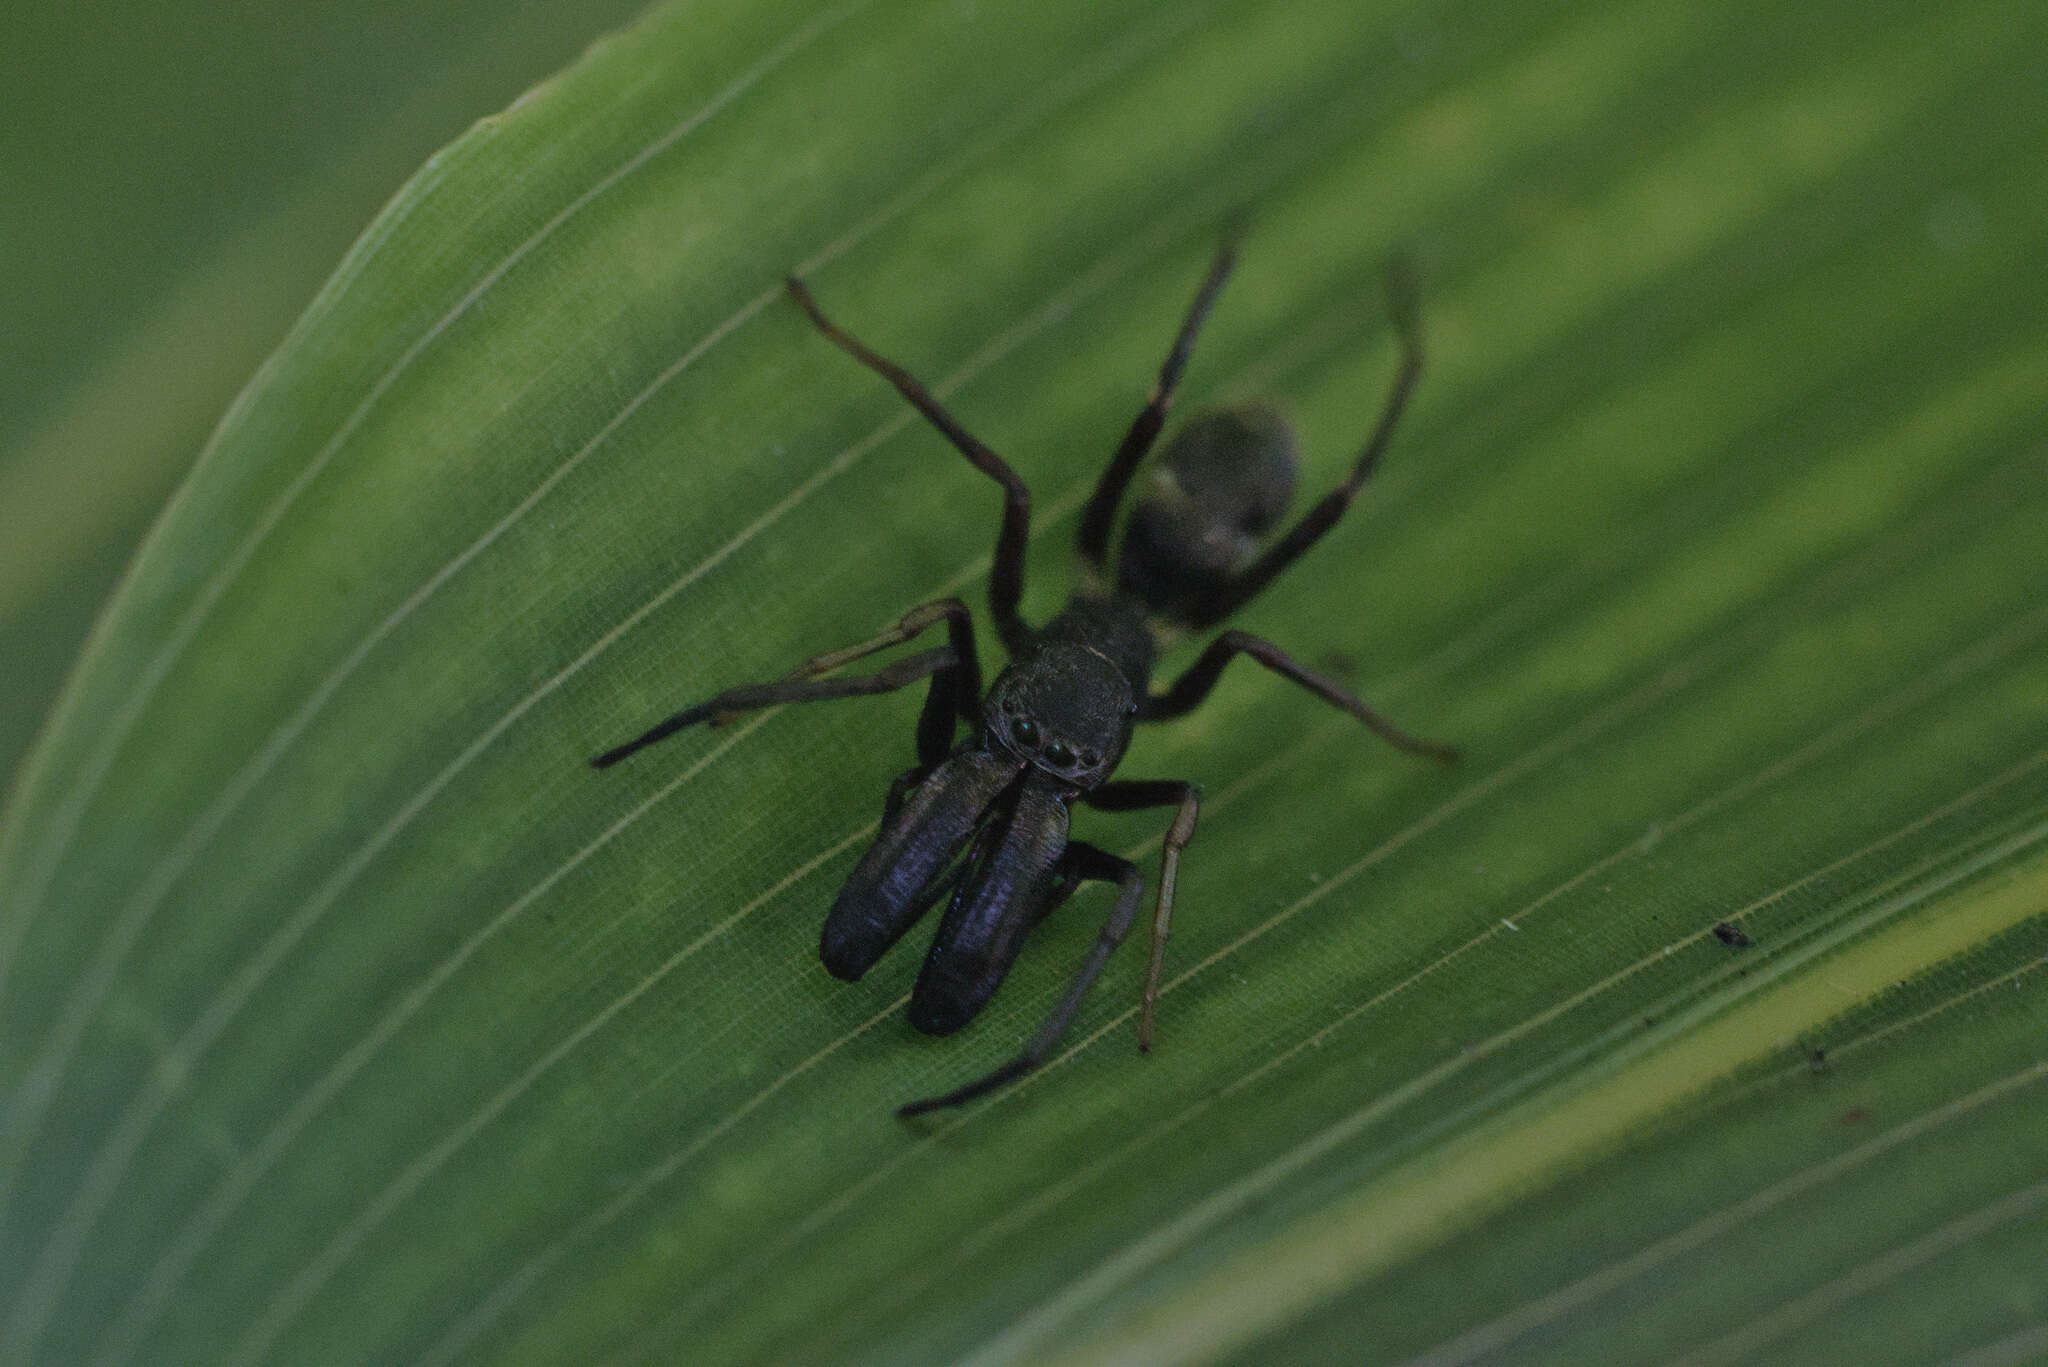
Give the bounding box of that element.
[1712,920,1752,948]
[1839,1106,1871,1125]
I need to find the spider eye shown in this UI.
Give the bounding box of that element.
[1045,740,1075,766]
[1013,717,1040,747]
[1079,749,1100,767]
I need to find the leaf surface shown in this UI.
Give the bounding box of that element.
[1,0,2044,1363]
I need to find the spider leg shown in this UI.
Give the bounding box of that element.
[592,649,951,769]
[754,598,984,764]
[1084,780,1201,1052]
[590,599,978,770]
[1140,629,1456,763]
[787,278,1035,654]
[897,840,1144,1117]
[1187,261,1423,627]
[1076,232,1241,570]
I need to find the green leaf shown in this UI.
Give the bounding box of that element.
[3,0,2044,1363]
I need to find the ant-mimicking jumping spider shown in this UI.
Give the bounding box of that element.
[594,235,1456,1116]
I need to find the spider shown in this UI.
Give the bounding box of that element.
[593,235,1455,1115]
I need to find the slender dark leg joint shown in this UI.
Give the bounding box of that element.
[591,599,976,770]
[1141,630,1456,763]
[591,648,958,769]
[1085,780,1200,1051]
[787,277,1035,653]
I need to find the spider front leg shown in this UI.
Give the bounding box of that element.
[1084,780,1201,1052]
[787,277,1037,656]
[590,598,980,769]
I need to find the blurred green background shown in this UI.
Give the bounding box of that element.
[1,0,647,780]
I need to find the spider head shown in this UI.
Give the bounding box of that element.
[984,647,1134,788]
